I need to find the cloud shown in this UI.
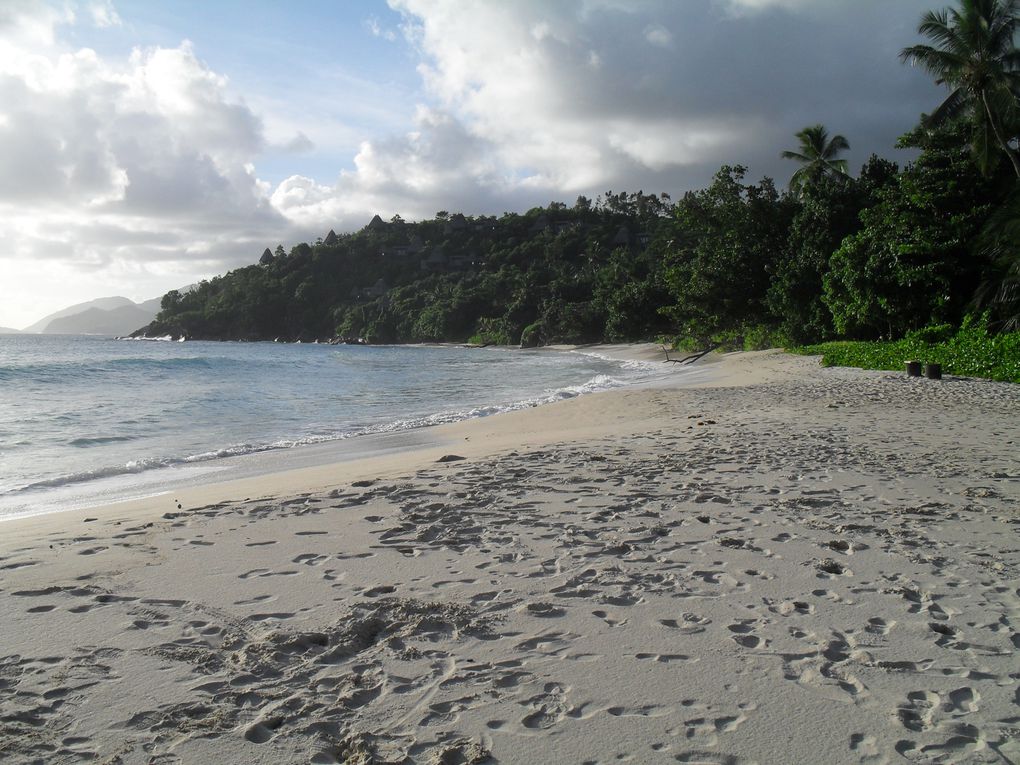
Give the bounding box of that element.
[643,23,673,47]
[715,0,829,16]
[269,0,936,231]
[384,0,936,194]
[365,15,397,42]
[0,2,294,327]
[89,0,121,28]
[271,105,528,228]
[0,0,945,328]
[279,131,315,154]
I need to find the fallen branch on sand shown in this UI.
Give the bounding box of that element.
[662,343,720,365]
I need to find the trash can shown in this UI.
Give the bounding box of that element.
[905,361,922,377]
[924,363,942,380]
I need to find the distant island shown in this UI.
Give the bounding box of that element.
[20,296,162,336]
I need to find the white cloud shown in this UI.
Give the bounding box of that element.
[270,0,937,235]
[271,105,521,228]
[644,23,673,47]
[89,0,121,28]
[0,0,942,328]
[365,15,397,42]
[0,2,291,327]
[279,131,315,153]
[717,0,822,16]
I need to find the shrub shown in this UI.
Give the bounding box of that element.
[519,322,544,348]
[793,318,1020,383]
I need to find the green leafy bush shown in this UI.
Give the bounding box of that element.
[794,319,1020,383]
[519,322,544,348]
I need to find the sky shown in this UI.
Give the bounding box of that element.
[0,0,945,329]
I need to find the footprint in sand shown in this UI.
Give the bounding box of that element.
[865,617,894,635]
[606,704,674,718]
[945,687,980,714]
[592,609,628,628]
[772,600,813,616]
[522,602,565,618]
[815,558,851,577]
[520,683,570,730]
[728,621,768,649]
[825,539,856,554]
[897,690,940,732]
[293,553,329,566]
[244,716,283,744]
[658,613,711,634]
[632,652,693,664]
[849,733,888,765]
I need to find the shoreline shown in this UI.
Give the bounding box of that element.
[0,343,722,539]
[0,342,691,525]
[2,349,1017,763]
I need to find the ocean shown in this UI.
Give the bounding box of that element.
[0,335,674,520]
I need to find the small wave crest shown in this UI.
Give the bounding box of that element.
[5,370,631,498]
[568,349,663,371]
[69,435,137,448]
[0,356,222,382]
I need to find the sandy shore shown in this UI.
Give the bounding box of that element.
[1,349,1018,764]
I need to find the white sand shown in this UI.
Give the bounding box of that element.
[1,349,1018,765]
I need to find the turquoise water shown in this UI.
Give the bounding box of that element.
[0,335,664,518]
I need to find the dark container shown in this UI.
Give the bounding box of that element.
[905,361,922,377]
[924,363,942,380]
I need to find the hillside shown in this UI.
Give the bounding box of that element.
[137,123,1017,348]
[136,196,677,345]
[24,296,160,336]
[44,304,160,336]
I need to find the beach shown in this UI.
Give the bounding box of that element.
[1,348,1018,764]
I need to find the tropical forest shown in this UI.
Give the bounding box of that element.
[138,0,1020,382]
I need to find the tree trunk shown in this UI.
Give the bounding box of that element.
[982,90,1020,178]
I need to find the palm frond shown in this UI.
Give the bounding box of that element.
[825,135,850,157]
[971,107,999,174]
[925,88,968,126]
[828,159,850,176]
[973,184,1020,330]
[904,0,1020,177]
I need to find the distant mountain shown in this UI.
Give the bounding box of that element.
[0,326,20,334]
[23,296,161,336]
[138,296,163,313]
[43,304,159,336]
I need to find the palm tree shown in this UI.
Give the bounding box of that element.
[972,186,1020,328]
[900,0,1020,177]
[781,124,851,194]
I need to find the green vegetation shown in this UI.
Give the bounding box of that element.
[781,125,851,196]
[794,319,1020,383]
[136,0,1019,382]
[901,0,1020,177]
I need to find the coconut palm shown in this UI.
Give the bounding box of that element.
[781,124,851,194]
[900,0,1020,177]
[972,186,1020,328]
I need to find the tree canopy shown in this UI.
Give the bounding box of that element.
[901,0,1020,176]
[781,124,851,195]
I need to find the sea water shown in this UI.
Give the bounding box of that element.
[0,335,674,519]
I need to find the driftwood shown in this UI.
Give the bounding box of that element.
[662,342,721,365]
